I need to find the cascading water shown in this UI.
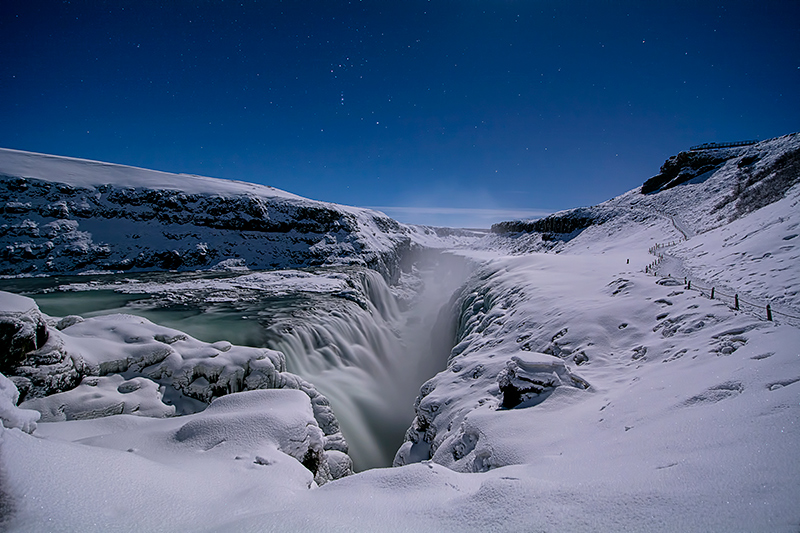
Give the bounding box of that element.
[265,254,474,471]
[0,253,476,472]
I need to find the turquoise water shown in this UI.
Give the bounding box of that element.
[0,272,298,348]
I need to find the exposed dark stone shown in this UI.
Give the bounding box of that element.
[491,208,603,236]
[641,150,734,194]
[0,315,49,374]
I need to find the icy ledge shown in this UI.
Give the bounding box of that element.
[0,291,351,484]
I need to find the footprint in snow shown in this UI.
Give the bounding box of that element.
[767,377,800,391]
[682,381,743,406]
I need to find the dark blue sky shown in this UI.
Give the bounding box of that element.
[2,1,798,227]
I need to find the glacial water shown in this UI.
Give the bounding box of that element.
[0,253,474,471]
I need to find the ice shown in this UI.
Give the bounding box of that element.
[0,373,39,433]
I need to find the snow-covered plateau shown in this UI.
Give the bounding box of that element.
[1,134,799,531]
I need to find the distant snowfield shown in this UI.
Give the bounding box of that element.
[0,147,304,199]
[1,136,799,531]
[59,269,353,300]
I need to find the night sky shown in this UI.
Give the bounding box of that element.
[2,1,798,227]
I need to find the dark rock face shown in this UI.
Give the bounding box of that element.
[0,307,49,375]
[490,207,605,239]
[0,177,410,281]
[641,150,736,194]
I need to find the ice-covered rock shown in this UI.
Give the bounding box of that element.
[174,389,335,485]
[20,375,175,421]
[497,353,589,409]
[0,291,49,373]
[0,290,351,476]
[0,372,39,433]
[0,292,79,400]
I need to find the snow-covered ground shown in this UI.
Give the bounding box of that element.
[1,135,799,531]
[0,148,481,281]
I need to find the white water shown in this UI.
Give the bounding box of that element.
[0,256,476,471]
[267,254,475,470]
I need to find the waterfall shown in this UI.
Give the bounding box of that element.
[266,255,474,471]
[0,252,475,471]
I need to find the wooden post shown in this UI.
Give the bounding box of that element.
[766,304,773,321]
[710,287,715,299]
[734,294,739,310]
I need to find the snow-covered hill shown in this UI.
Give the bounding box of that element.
[490,133,800,315]
[0,148,476,281]
[1,134,799,531]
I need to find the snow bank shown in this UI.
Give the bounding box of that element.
[58,269,353,301]
[0,147,305,198]
[20,375,175,421]
[2,389,341,531]
[0,372,39,433]
[0,289,352,484]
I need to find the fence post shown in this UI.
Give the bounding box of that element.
[710,287,715,299]
[734,294,739,310]
[766,304,772,321]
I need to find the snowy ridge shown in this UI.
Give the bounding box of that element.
[0,147,305,199]
[489,133,800,314]
[0,148,426,281]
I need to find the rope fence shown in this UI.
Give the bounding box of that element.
[684,278,800,322]
[642,238,800,325]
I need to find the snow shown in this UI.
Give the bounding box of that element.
[20,375,175,422]
[1,134,799,531]
[57,269,353,300]
[0,292,39,315]
[0,147,304,199]
[0,373,39,433]
[3,390,329,532]
[668,184,800,312]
